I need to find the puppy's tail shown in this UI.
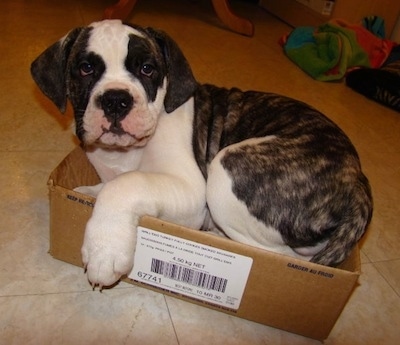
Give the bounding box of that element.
[310,174,373,267]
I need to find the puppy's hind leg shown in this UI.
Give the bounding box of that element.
[206,138,304,258]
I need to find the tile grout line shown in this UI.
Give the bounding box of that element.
[370,262,400,299]
[164,295,181,345]
[0,286,136,299]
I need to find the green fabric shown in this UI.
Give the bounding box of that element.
[285,33,342,81]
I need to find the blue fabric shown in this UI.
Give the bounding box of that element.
[284,26,316,50]
[362,16,386,39]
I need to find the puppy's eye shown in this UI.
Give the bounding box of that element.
[79,62,94,77]
[141,64,154,77]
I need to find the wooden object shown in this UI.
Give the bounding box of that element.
[103,0,254,36]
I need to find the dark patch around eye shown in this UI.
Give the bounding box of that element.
[68,40,106,132]
[72,52,106,80]
[125,35,166,102]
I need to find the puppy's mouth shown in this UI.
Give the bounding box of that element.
[101,122,127,136]
[95,124,151,147]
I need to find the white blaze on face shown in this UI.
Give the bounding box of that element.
[82,20,167,148]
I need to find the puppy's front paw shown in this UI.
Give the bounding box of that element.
[81,214,137,289]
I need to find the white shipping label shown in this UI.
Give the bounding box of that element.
[129,227,253,310]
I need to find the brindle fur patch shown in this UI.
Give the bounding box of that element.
[193,84,372,266]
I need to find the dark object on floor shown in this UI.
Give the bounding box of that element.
[346,58,400,112]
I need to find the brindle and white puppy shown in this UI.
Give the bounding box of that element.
[31,20,372,288]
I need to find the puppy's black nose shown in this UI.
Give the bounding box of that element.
[100,89,133,120]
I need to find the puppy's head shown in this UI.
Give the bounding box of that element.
[31,20,197,148]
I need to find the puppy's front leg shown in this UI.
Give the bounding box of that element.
[81,171,206,288]
[74,183,104,198]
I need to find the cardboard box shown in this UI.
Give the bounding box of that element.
[295,0,336,16]
[48,146,361,341]
[260,0,332,29]
[261,0,400,38]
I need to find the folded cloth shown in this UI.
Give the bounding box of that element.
[281,19,396,81]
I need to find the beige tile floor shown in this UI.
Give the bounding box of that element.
[1,0,400,343]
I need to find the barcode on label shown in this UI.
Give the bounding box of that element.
[151,258,228,293]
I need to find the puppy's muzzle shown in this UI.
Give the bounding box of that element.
[99,89,133,122]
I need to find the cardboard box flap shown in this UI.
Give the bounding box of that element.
[48,146,100,191]
[337,244,361,273]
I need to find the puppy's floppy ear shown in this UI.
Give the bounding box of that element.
[30,28,83,113]
[145,28,198,113]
